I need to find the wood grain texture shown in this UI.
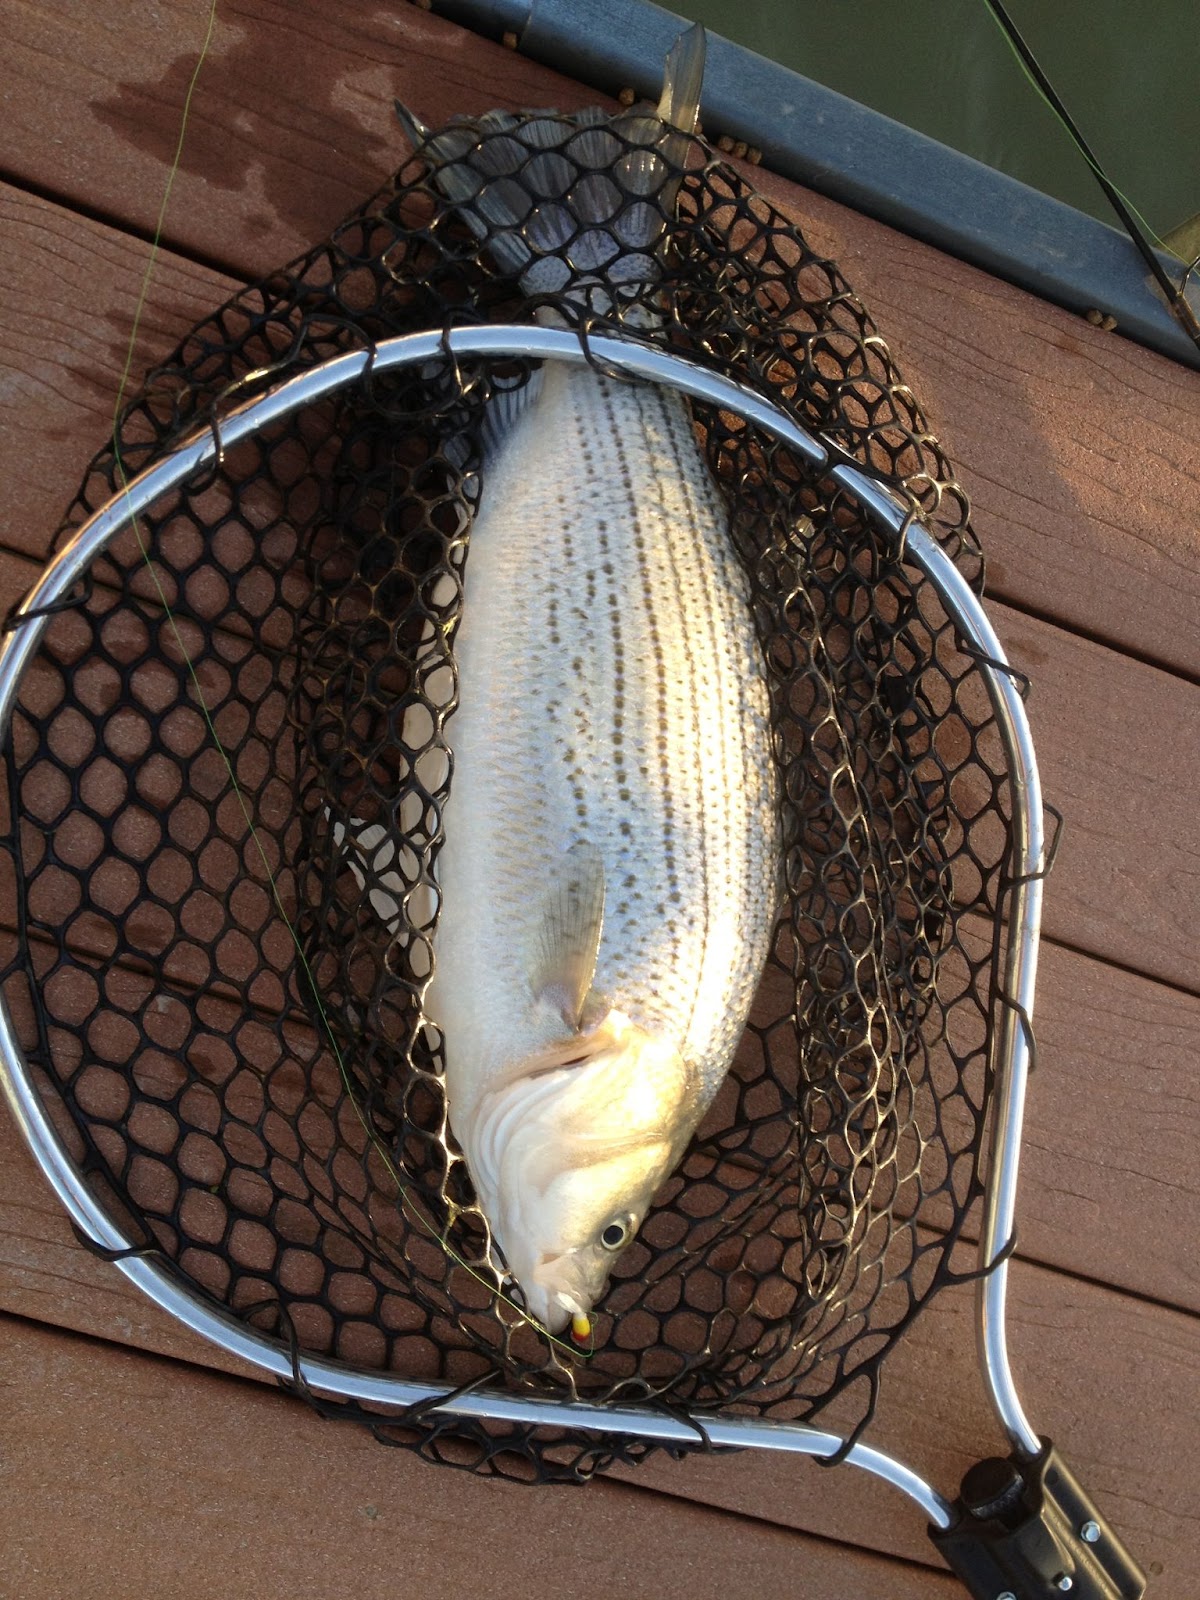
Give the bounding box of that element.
[1003,608,1200,991]
[0,0,603,272]
[761,169,1200,682]
[0,186,241,560]
[2,2,1197,676]
[0,1311,962,1600]
[1020,938,1200,1309]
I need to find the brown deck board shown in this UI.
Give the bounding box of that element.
[0,1,603,275]
[1004,611,1200,991]
[1020,939,1200,1307]
[0,186,241,560]
[0,4,1195,1596]
[773,171,1200,681]
[625,1260,1194,1580]
[1,1311,962,1600]
[1,6,1198,676]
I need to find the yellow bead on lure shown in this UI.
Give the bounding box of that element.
[348,28,780,1335]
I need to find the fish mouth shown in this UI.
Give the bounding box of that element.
[523,1250,601,1334]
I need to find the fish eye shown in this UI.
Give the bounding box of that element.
[600,1218,631,1251]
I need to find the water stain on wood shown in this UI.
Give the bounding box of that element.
[89,22,400,252]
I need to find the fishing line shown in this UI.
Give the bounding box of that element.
[103,1,581,1357]
[981,0,1200,350]
[109,0,220,430]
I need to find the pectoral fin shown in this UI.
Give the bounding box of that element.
[529,843,607,1030]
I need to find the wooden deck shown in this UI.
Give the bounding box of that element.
[1,4,1197,1594]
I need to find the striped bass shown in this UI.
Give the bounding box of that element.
[343,28,781,1335]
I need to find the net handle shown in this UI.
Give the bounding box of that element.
[0,324,1042,1498]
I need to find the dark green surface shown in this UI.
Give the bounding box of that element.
[673,0,1198,240]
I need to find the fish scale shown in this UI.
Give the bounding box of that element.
[428,354,778,1147]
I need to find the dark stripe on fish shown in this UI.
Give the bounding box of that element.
[631,383,712,1030]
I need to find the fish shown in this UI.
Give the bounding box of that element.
[342,26,780,1336]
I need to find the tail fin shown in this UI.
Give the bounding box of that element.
[657,23,705,134]
[396,27,707,307]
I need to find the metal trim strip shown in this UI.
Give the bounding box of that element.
[428,0,1199,371]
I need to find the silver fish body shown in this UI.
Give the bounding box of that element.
[356,24,781,1333]
[424,357,780,1329]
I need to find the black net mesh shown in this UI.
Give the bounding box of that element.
[0,100,1011,1482]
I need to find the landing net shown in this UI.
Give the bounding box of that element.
[1,107,1011,1481]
